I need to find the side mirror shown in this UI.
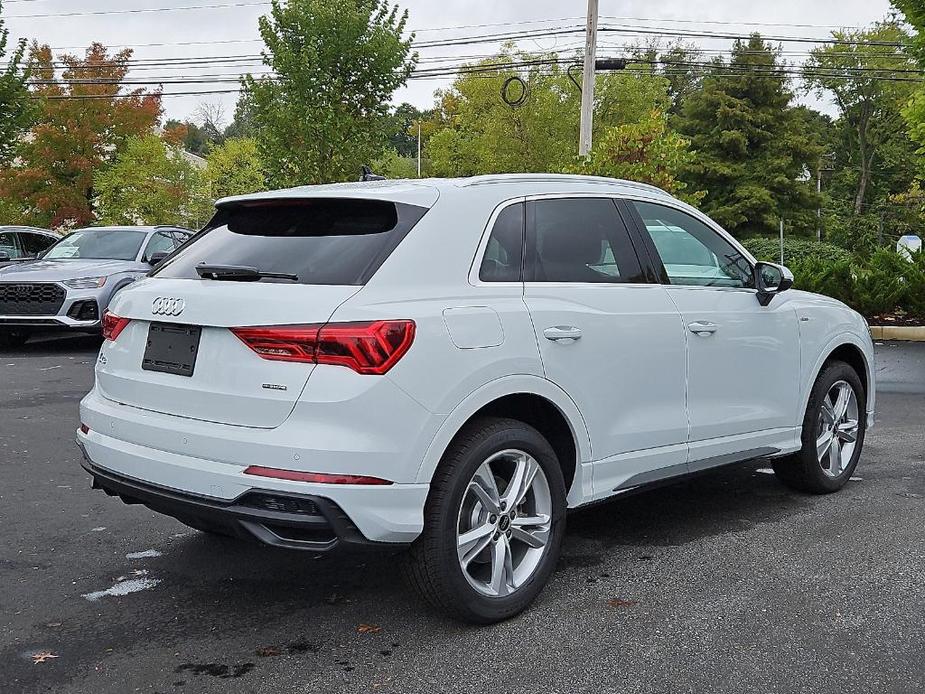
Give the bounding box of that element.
[148,251,169,266]
[755,261,794,307]
[0,251,10,262]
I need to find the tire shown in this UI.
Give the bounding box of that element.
[0,331,29,348]
[405,416,567,624]
[773,360,866,494]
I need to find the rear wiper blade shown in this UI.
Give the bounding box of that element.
[195,263,299,282]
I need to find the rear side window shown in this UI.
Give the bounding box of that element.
[527,198,644,283]
[154,199,428,285]
[479,202,524,282]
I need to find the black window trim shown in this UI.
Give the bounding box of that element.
[619,196,758,291]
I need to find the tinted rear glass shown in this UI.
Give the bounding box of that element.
[153,199,428,285]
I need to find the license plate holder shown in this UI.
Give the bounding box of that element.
[142,322,201,377]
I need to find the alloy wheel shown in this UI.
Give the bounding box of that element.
[456,449,552,597]
[816,380,860,478]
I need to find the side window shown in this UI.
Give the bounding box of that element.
[0,232,22,258]
[143,231,177,261]
[479,202,524,282]
[528,198,643,283]
[632,201,753,288]
[21,233,55,255]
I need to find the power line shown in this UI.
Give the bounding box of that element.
[9,1,270,19]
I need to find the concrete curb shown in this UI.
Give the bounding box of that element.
[869,326,925,342]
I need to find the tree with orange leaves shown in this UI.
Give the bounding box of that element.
[0,42,162,228]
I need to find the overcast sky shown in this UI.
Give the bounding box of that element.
[4,0,898,127]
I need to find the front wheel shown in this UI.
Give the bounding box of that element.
[405,417,566,624]
[773,360,866,494]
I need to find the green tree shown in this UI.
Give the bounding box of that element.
[425,50,673,177]
[242,0,416,187]
[224,93,257,139]
[804,21,916,215]
[676,35,820,235]
[567,110,703,204]
[205,137,266,199]
[372,147,418,178]
[0,0,31,166]
[94,135,211,228]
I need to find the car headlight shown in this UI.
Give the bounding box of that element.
[63,276,107,289]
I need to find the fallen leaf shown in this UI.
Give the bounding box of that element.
[606,598,637,608]
[357,624,382,634]
[255,646,281,658]
[32,651,59,664]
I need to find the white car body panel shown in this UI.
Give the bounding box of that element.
[77,175,875,546]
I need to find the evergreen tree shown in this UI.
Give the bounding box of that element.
[676,35,820,235]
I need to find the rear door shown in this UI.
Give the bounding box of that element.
[522,196,688,498]
[97,197,429,429]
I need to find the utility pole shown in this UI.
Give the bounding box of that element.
[578,0,599,156]
[416,121,422,178]
[780,218,785,265]
[816,163,823,242]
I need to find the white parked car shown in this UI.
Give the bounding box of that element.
[77,175,874,623]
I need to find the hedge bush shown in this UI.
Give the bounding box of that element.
[742,237,853,266]
[740,236,921,319]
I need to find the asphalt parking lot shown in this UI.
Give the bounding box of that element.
[2,336,924,694]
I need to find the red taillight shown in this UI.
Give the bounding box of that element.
[231,320,415,375]
[243,465,392,485]
[101,311,131,341]
[79,423,90,435]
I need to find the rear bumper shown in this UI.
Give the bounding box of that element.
[75,390,431,544]
[79,452,396,552]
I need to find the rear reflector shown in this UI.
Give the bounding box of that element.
[231,320,415,375]
[79,423,90,435]
[101,311,131,341]
[243,465,392,486]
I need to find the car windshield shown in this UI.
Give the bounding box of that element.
[44,229,146,261]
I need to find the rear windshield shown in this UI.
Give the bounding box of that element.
[153,198,428,285]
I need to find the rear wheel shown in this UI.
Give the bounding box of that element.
[0,331,29,348]
[773,361,865,494]
[406,417,566,623]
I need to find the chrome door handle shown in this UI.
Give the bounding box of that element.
[543,326,583,342]
[688,321,718,336]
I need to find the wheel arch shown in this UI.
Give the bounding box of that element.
[802,336,874,420]
[415,375,592,505]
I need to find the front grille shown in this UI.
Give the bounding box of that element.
[0,283,66,316]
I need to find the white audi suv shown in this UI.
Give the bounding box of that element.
[77,174,874,623]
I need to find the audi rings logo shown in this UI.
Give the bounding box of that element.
[151,297,185,316]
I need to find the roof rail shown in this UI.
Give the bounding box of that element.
[457,173,672,197]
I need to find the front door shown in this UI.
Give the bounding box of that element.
[626,199,801,468]
[522,197,688,499]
